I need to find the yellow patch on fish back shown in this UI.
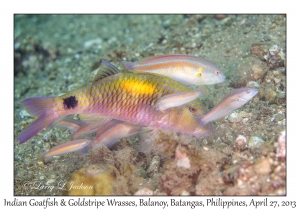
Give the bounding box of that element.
[121,80,155,95]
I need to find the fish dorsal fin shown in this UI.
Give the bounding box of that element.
[93,60,120,82]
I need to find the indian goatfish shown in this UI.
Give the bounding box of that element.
[121,54,225,85]
[18,60,211,144]
[199,87,258,125]
[42,139,92,160]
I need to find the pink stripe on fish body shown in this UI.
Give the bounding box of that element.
[56,117,83,132]
[124,54,225,85]
[43,139,92,159]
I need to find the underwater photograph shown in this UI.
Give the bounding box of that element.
[14,14,286,195]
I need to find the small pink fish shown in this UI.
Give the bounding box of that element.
[92,120,142,148]
[42,139,92,160]
[55,116,84,133]
[71,115,110,139]
[122,54,225,85]
[199,87,258,125]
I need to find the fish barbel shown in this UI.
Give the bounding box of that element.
[122,54,226,85]
[18,60,211,144]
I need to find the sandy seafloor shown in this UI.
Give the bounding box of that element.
[14,14,286,195]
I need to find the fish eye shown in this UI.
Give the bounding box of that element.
[189,106,197,113]
[216,71,220,75]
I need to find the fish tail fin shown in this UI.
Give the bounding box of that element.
[18,96,60,144]
[121,61,135,70]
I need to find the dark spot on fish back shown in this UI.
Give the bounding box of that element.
[63,96,78,110]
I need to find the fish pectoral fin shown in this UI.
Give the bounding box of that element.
[197,85,208,97]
